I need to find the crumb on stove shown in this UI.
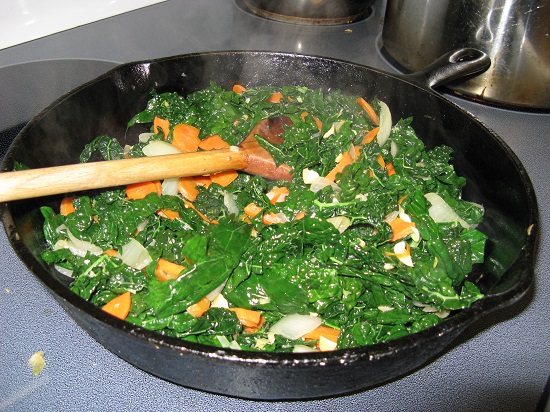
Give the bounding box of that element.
[28,351,46,375]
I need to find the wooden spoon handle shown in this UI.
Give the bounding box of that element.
[0,148,248,202]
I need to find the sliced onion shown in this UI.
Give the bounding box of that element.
[54,264,74,278]
[55,225,102,256]
[206,282,227,302]
[302,168,320,184]
[142,140,182,157]
[376,101,392,146]
[390,140,399,158]
[309,176,341,194]
[162,177,180,196]
[293,345,318,353]
[138,132,156,143]
[326,216,351,233]
[120,238,152,270]
[424,192,469,229]
[223,191,239,215]
[269,314,322,340]
[318,335,338,351]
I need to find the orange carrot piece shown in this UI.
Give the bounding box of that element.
[178,176,200,202]
[186,296,211,318]
[389,217,416,242]
[60,196,77,216]
[103,248,119,257]
[293,210,306,220]
[228,307,263,328]
[302,325,340,343]
[155,257,186,282]
[193,175,212,188]
[357,97,379,125]
[183,200,218,224]
[261,212,285,225]
[266,186,290,205]
[210,170,239,187]
[398,195,408,204]
[126,180,162,200]
[362,127,380,144]
[172,123,201,153]
[233,84,247,94]
[157,208,181,220]
[199,134,230,151]
[153,117,170,138]
[376,154,386,169]
[244,202,264,219]
[386,162,396,176]
[244,316,266,333]
[267,92,284,103]
[325,151,354,182]
[102,291,132,320]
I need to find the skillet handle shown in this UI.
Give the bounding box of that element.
[407,48,491,89]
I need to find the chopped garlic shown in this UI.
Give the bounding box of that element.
[28,351,45,376]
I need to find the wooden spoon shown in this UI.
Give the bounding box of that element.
[0,117,293,202]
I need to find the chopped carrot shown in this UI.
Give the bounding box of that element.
[262,212,285,225]
[293,210,306,220]
[60,196,77,216]
[232,84,247,94]
[357,97,379,125]
[388,217,416,242]
[103,248,118,257]
[178,176,200,202]
[376,154,386,169]
[153,117,170,138]
[102,291,132,320]
[302,325,340,343]
[228,307,263,328]
[386,162,396,176]
[244,202,264,219]
[244,316,266,333]
[362,127,380,144]
[193,175,212,189]
[325,151,354,182]
[266,186,290,205]
[210,170,239,187]
[398,195,408,204]
[267,92,284,103]
[199,134,230,151]
[186,296,211,318]
[126,180,162,200]
[157,208,180,220]
[172,123,201,153]
[155,257,186,282]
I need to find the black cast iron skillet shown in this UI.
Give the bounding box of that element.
[0,50,539,400]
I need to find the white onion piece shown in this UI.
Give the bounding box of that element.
[142,140,182,157]
[139,132,156,143]
[327,216,351,233]
[269,314,322,340]
[390,140,399,157]
[123,144,133,155]
[54,264,74,278]
[293,345,318,353]
[135,218,149,234]
[376,101,392,146]
[318,335,338,351]
[210,293,229,309]
[206,282,227,302]
[120,238,152,270]
[424,192,469,229]
[302,168,320,184]
[384,210,399,224]
[309,176,341,194]
[162,177,180,196]
[216,335,231,348]
[55,225,102,256]
[223,191,239,215]
[229,340,242,350]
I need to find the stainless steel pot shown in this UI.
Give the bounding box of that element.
[240,0,374,25]
[382,0,550,110]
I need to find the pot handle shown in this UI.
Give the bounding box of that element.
[407,48,491,89]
